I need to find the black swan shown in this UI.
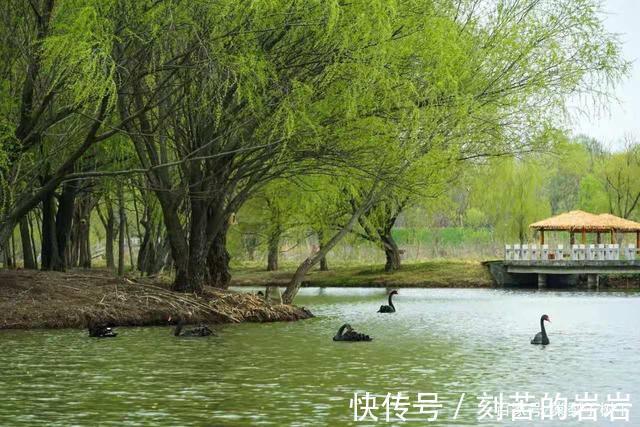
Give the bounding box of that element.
[531,314,550,345]
[333,324,372,342]
[171,318,215,337]
[84,314,117,338]
[88,324,117,338]
[378,290,398,313]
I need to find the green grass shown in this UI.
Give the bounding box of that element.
[231,260,492,288]
[391,227,494,246]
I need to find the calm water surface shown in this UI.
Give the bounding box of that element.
[1,288,639,426]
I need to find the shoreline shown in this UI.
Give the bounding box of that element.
[231,260,494,288]
[3,261,639,330]
[230,260,640,290]
[0,269,313,330]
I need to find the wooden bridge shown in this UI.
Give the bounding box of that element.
[488,258,640,289]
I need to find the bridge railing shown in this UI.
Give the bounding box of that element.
[505,243,637,262]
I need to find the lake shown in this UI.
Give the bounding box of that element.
[1,288,638,426]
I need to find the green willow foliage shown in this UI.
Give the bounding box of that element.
[0,0,629,288]
[0,0,118,225]
[43,1,117,110]
[451,137,640,244]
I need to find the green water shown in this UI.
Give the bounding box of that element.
[1,288,639,426]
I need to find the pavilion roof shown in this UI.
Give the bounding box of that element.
[529,210,640,232]
[595,214,640,232]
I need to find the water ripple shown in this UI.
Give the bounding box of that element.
[0,288,639,426]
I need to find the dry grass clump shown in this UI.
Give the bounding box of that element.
[0,269,313,330]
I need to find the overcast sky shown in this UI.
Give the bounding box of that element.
[570,0,640,150]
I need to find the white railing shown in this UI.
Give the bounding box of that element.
[505,243,637,261]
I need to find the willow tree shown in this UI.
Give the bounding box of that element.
[601,136,640,219]
[281,0,628,302]
[247,181,306,272]
[305,0,628,274]
[469,156,552,243]
[0,0,120,265]
[113,0,450,292]
[348,149,456,271]
[228,179,304,271]
[0,0,175,271]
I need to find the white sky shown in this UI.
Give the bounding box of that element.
[570,0,640,149]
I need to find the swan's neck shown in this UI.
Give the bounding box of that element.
[388,293,395,309]
[540,319,547,338]
[174,323,183,336]
[337,324,348,337]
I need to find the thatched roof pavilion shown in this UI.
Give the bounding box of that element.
[596,214,640,232]
[530,210,600,231]
[529,210,640,245]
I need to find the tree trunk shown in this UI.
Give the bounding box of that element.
[138,218,166,276]
[78,214,91,268]
[318,230,328,271]
[267,229,280,271]
[137,218,152,274]
[54,181,77,270]
[2,240,12,268]
[154,235,172,275]
[172,269,190,292]
[41,190,62,270]
[117,185,126,277]
[98,201,116,269]
[126,219,135,271]
[207,225,231,289]
[380,232,401,272]
[106,210,115,269]
[71,196,94,269]
[69,207,80,267]
[283,192,376,304]
[10,233,17,268]
[28,213,39,268]
[19,216,36,269]
[176,200,207,292]
[319,255,329,272]
[158,199,189,291]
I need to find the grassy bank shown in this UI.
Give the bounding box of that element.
[0,269,312,330]
[231,260,493,288]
